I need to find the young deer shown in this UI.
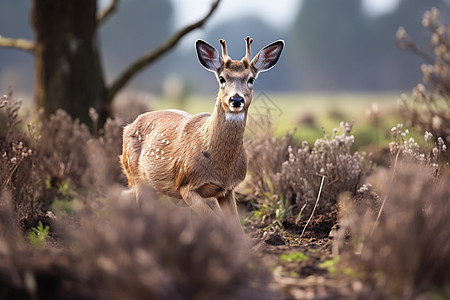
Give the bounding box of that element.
[121,36,284,228]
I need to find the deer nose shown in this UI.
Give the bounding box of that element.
[230,95,244,108]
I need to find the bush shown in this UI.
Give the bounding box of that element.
[397,7,450,162]
[0,92,125,218]
[337,162,450,299]
[0,189,273,300]
[336,126,449,299]
[246,122,368,224]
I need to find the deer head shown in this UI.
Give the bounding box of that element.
[195,36,284,121]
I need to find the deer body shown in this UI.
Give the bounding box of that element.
[121,37,284,227]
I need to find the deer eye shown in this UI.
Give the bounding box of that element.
[219,76,226,86]
[248,77,255,86]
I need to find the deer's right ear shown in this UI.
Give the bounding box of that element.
[196,40,223,73]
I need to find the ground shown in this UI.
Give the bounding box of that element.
[243,203,354,299]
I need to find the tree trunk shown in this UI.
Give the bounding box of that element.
[31,0,109,126]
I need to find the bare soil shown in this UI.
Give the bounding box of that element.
[245,205,355,299]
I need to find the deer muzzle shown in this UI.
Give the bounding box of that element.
[229,95,245,109]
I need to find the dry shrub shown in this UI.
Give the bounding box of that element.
[0,93,35,216]
[246,129,295,201]
[0,189,273,300]
[338,162,450,299]
[335,125,449,298]
[0,92,125,217]
[397,7,450,162]
[247,122,367,219]
[35,109,93,190]
[389,123,448,172]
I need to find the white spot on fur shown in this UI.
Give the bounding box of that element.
[156,148,159,152]
[166,141,170,145]
[225,112,245,122]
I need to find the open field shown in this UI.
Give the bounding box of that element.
[155,91,407,150]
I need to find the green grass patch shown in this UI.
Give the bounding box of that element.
[280,252,309,263]
[27,221,49,247]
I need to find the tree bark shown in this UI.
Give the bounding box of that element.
[31,0,108,126]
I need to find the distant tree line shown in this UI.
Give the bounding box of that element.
[0,0,449,124]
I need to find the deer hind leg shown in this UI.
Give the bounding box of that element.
[179,186,224,219]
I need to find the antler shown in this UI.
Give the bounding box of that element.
[244,36,253,62]
[219,39,230,61]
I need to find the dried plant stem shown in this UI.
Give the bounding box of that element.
[372,147,401,235]
[300,174,326,238]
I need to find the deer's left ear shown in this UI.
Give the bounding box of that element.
[250,40,284,75]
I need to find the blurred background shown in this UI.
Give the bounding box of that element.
[1,0,449,142]
[1,0,449,94]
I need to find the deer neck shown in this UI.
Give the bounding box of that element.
[202,96,247,161]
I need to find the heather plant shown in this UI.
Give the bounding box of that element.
[0,93,35,216]
[246,122,367,226]
[0,91,125,217]
[337,162,450,299]
[0,188,273,300]
[389,123,447,176]
[396,7,450,162]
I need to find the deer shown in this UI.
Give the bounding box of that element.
[120,36,284,230]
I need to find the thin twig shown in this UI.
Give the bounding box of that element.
[0,35,34,53]
[300,174,326,238]
[107,0,221,101]
[97,0,120,26]
[371,147,401,235]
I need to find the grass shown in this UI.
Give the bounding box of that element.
[280,252,309,263]
[27,220,50,247]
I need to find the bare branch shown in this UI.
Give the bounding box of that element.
[0,35,34,53]
[97,0,120,26]
[107,0,221,101]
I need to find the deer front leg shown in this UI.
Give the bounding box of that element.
[218,190,242,230]
[179,186,224,218]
